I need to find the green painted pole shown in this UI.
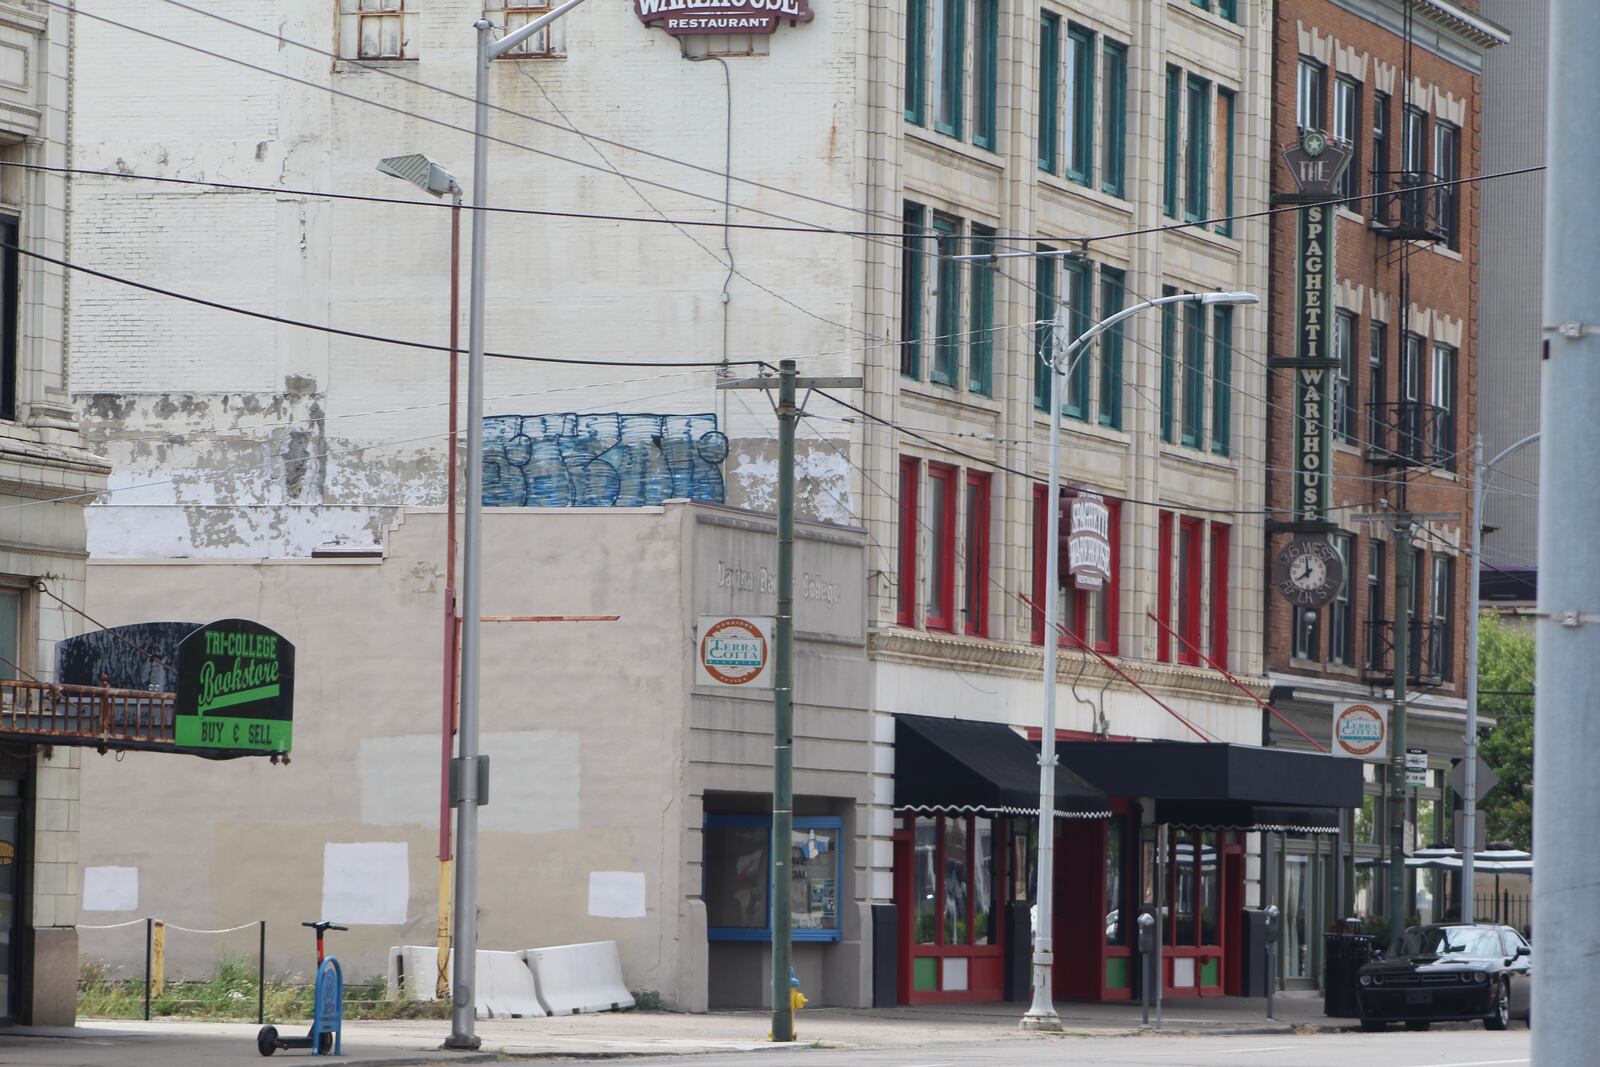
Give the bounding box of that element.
[1388,519,1411,951]
[770,359,797,1042]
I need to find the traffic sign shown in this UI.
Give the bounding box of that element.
[1447,757,1499,802]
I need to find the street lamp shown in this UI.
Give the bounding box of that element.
[1461,430,1539,922]
[376,153,463,1003]
[447,0,596,1050]
[1023,289,1258,1031]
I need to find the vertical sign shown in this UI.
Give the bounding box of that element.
[1066,491,1111,591]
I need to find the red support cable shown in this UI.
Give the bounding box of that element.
[1144,611,1328,753]
[1018,592,1214,743]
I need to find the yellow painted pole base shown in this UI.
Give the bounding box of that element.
[436,859,453,1001]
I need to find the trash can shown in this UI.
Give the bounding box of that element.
[1323,927,1375,1017]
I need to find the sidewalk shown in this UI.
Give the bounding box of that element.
[0,992,1348,1065]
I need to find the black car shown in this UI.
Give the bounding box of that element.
[1356,923,1531,1032]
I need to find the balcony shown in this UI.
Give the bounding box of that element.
[1363,619,1449,687]
[1365,400,1451,469]
[1,678,177,751]
[1370,171,1451,243]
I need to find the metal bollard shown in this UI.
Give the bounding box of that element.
[1137,911,1157,1029]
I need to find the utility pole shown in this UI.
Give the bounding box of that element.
[1387,517,1411,949]
[720,360,860,1042]
[1534,0,1600,1052]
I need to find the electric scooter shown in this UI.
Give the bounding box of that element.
[256,921,347,1057]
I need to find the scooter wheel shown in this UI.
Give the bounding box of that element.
[256,1025,279,1056]
[319,1031,334,1055]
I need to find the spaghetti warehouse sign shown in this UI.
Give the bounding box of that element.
[1286,138,1340,524]
[634,0,813,35]
[1067,491,1111,591]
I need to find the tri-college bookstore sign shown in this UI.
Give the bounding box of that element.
[634,0,814,35]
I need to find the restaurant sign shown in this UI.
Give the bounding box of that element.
[1332,701,1388,761]
[1067,491,1111,591]
[634,0,814,36]
[174,619,295,754]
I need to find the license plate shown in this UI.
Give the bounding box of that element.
[1405,991,1432,1005]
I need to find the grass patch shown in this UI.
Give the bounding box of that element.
[78,955,450,1023]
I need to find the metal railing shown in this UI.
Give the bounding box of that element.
[1362,619,1449,685]
[0,678,177,748]
[1475,892,1531,935]
[1365,401,1451,469]
[1370,170,1452,243]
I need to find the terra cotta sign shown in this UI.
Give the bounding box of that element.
[634,0,814,36]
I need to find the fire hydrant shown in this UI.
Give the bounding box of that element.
[770,966,806,1040]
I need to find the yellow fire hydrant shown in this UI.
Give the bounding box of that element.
[771,966,806,1040]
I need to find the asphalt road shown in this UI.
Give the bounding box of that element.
[533,1028,1531,1067]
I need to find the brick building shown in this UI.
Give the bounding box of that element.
[1262,0,1507,988]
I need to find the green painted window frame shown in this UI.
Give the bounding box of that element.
[1216,88,1235,235]
[1065,24,1095,186]
[1219,0,1237,21]
[934,0,965,138]
[1163,66,1181,218]
[968,224,996,396]
[1061,258,1091,420]
[1181,299,1205,447]
[1033,250,1056,411]
[1100,40,1127,197]
[1183,74,1210,223]
[1097,267,1125,429]
[931,214,961,387]
[973,0,998,150]
[901,202,925,380]
[1037,12,1060,173]
[905,0,926,125]
[1210,305,1232,455]
[1160,286,1177,443]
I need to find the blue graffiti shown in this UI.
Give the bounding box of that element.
[482,413,729,507]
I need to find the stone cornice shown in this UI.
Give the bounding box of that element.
[868,628,1271,704]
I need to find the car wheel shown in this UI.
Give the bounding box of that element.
[1359,1019,1386,1032]
[1404,1019,1431,1031]
[1486,979,1511,1031]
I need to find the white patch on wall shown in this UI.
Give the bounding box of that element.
[322,842,409,925]
[357,731,580,835]
[587,871,647,918]
[82,866,139,912]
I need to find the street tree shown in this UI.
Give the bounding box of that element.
[1476,612,1534,850]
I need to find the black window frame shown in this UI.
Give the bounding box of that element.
[0,215,15,423]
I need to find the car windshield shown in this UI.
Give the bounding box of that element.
[1399,926,1503,958]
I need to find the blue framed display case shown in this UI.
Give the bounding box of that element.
[704,814,843,942]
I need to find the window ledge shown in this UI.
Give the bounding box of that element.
[332,58,418,72]
[1426,467,1460,482]
[1159,442,1236,472]
[1428,243,1464,262]
[1166,221,1243,257]
[1166,1,1244,38]
[904,126,1005,173]
[1333,440,1362,458]
[902,382,1004,419]
[1036,172,1134,216]
[1335,206,1366,225]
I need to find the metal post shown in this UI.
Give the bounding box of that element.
[1535,10,1600,1051]
[770,360,797,1043]
[1022,305,1069,1032]
[258,920,266,1025]
[437,182,463,1004]
[445,19,493,1051]
[1388,520,1411,951]
[1155,825,1165,1031]
[144,917,153,1021]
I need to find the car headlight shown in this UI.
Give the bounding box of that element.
[1476,971,1488,984]
[1359,974,1372,986]
[1461,973,1474,983]
[1371,974,1383,985]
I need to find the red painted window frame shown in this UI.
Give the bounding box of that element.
[925,463,959,632]
[1157,510,1174,661]
[1177,516,1204,666]
[1209,522,1231,669]
[963,470,992,636]
[897,457,920,627]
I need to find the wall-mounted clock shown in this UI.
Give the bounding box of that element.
[1273,537,1346,608]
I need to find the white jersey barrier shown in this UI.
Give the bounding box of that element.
[523,940,636,1016]
[389,940,631,1017]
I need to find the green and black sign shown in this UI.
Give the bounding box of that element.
[175,619,295,754]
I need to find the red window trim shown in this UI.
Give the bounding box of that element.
[963,470,992,636]
[1210,522,1231,669]
[1157,510,1174,662]
[1178,516,1204,666]
[926,463,959,632]
[897,457,920,627]
[1031,484,1048,644]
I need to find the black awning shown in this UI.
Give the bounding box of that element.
[1054,740,1361,831]
[895,714,1109,818]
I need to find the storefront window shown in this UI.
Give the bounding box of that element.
[1414,797,1436,850]
[1283,854,1311,979]
[1007,817,1036,905]
[1173,829,1197,944]
[1355,794,1378,844]
[0,589,19,681]
[1353,868,1373,917]
[974,817,996,944]
[1199,831,1219,945]
[1105,816,1126,945]
[942,816,969,943]
[914,817,938,944]
[1414,868,1436,925]
[704,815,842,942]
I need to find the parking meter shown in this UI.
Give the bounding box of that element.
[1137,911,1157,1027]
[1263,906,1281,1020]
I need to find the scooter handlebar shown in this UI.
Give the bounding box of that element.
[302,921,349,932]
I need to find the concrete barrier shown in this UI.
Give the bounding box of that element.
[386,946,547,1018]
[523,940,636,1016]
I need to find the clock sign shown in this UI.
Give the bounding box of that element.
[1272,537,1346,608]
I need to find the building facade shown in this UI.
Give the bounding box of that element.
[1263,0,1506,987]
[0,0,112,1025]
[62,0,1364,1012]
